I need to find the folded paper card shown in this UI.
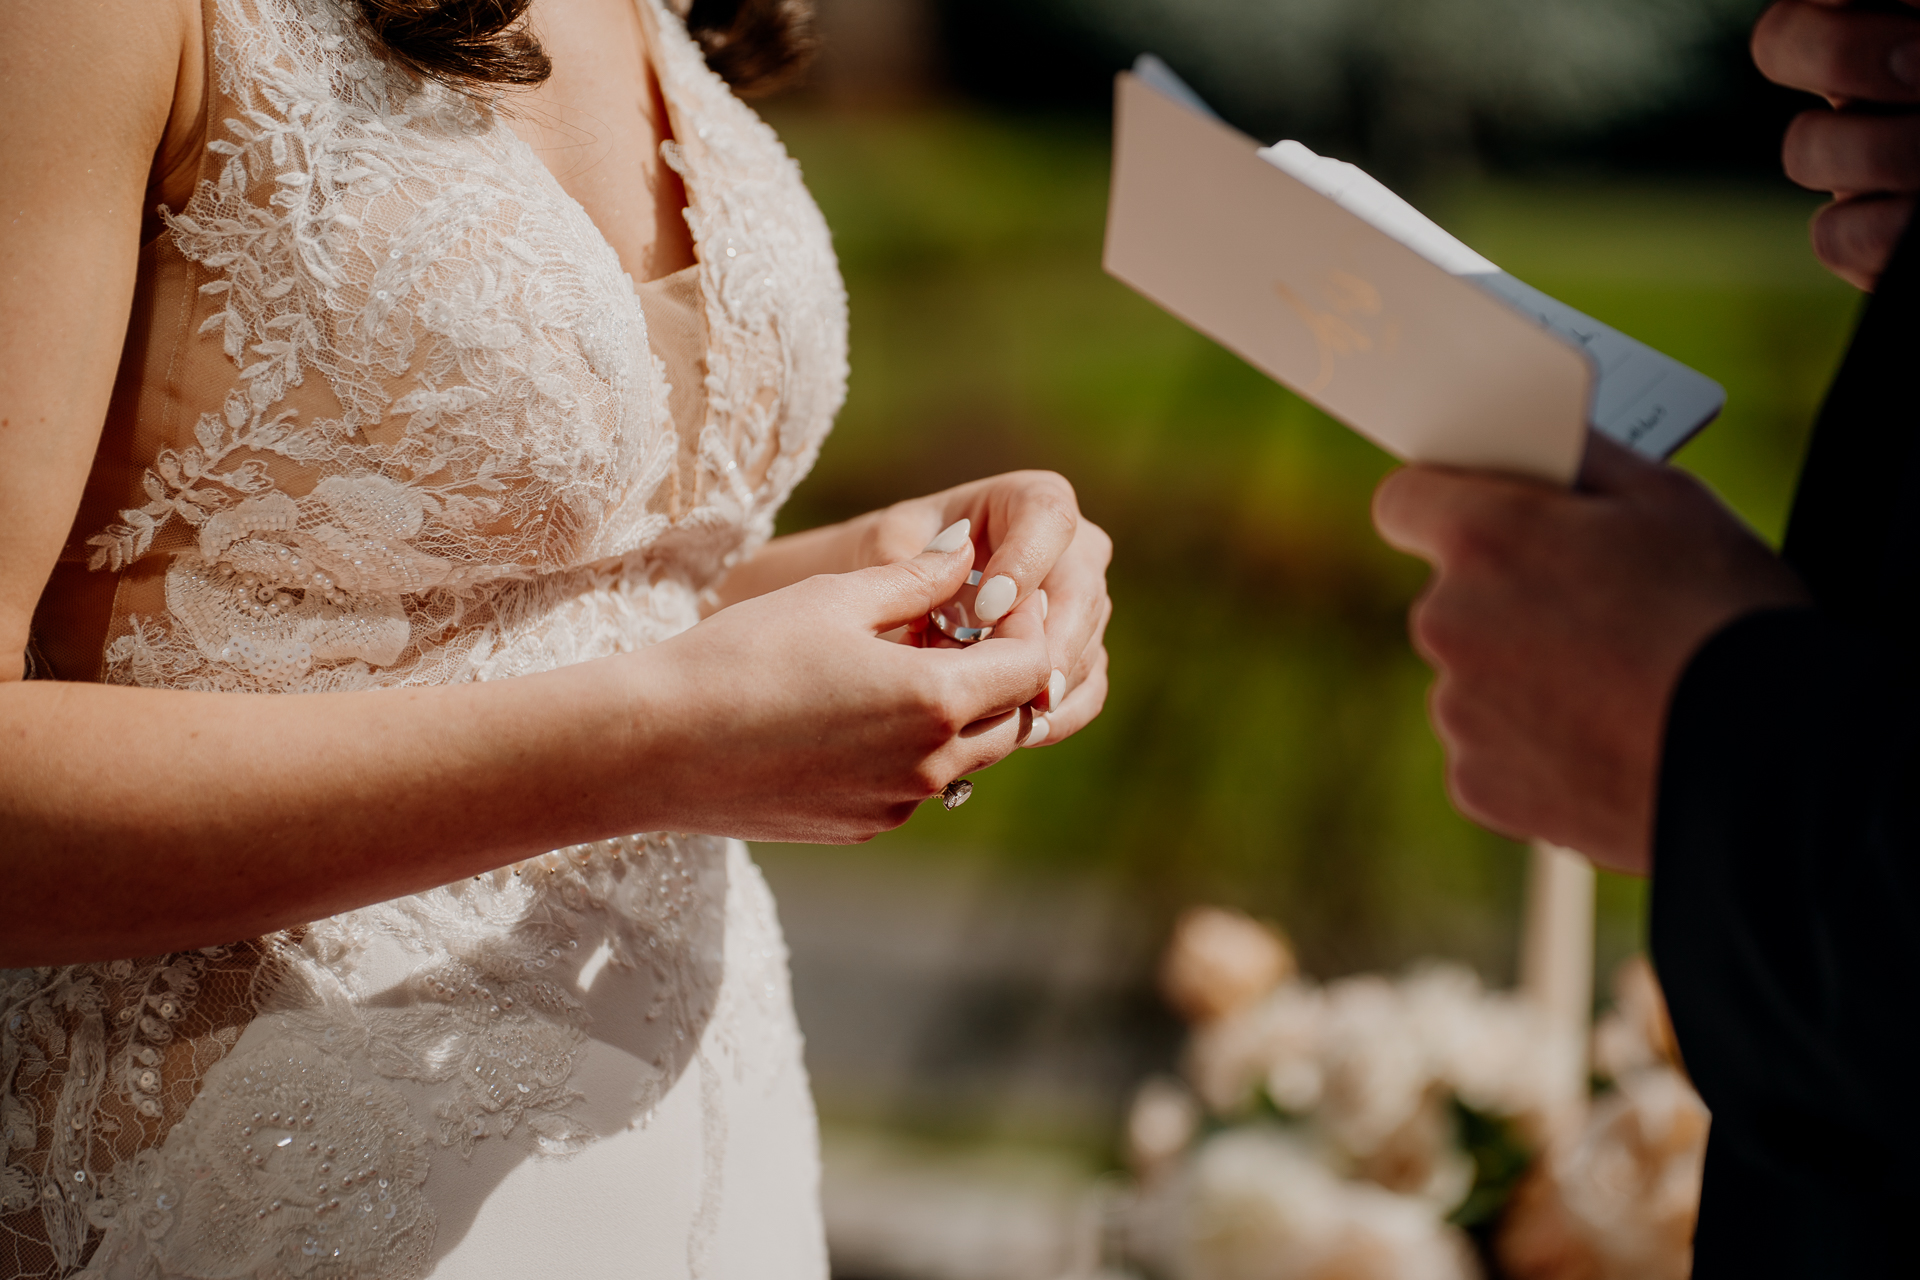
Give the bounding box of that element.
[1105,57,1724,484]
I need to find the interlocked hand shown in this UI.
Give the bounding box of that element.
[856,471,1113,748]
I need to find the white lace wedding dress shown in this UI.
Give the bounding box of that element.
[1,0,846,1275]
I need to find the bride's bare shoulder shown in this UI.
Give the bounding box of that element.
[0,0,201,136]
[0,0,203,682]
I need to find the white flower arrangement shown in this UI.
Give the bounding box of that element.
[1120,909,1706,1280]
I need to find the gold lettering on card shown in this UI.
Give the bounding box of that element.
[1275,270,1396,393]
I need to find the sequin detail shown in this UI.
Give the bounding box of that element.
[114,1041,434,1280]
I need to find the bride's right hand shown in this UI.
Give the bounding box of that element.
[630,520,1052,842]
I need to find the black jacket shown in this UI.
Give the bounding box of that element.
[1652,222,1920,1276]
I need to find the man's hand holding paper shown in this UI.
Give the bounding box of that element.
[1104,56,1785,869]
[1372,436,1808,874]
[1365,0,1916,875]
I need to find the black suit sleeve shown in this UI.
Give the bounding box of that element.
[1650,203,1920,1278]
[1652,608,1920,1277]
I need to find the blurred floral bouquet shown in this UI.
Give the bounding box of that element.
[1116,908,1707,1280]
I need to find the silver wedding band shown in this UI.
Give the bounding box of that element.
[931,570,993,643]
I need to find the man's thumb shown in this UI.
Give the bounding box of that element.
[1578,430,1666,496]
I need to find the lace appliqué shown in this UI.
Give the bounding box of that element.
[96,0,674,694]
[3,834,739,1278]
[1,947,273,1277]
[88,0,847,697]
[299,833,727,1155]
[649,1,850,574]
[88,1040,435,1280]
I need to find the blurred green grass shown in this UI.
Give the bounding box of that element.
[764,106,1860,983]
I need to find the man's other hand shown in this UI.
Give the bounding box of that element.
[1372,436,1809,875]
[1754,0,1920,289]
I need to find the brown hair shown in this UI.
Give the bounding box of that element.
[355,0,817,98]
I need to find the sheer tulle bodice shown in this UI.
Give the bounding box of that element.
[4,0,846,1274]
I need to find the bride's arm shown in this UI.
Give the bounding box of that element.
[0,3,1052,966]
[4,564,1049,965]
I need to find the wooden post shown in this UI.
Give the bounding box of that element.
[1520,840,1595,1133]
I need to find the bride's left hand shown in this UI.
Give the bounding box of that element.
[858,472,1113,747]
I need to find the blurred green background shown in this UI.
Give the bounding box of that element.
[748,0,1863,1192]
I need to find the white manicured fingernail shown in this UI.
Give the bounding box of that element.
[1036,589,1049,622]
[974,574,1017,622]
[924,519,971,554]
[1045,669,1066,711]
[1023,714,1051,746]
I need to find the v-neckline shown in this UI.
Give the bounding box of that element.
[509,0,702,288]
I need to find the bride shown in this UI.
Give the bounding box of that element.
[0,0,1112,1275]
